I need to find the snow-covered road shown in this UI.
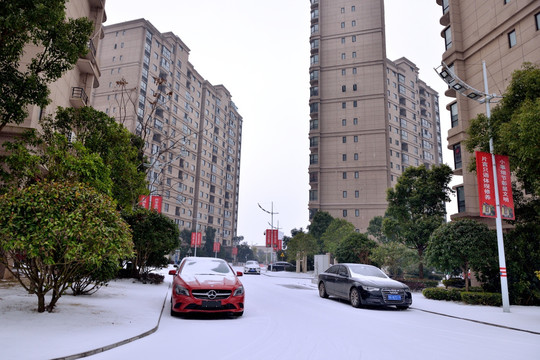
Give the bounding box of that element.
[85,272,540,360]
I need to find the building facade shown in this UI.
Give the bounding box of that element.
[0,0,106,143]
[0,0,107,280]
[93,19,243,247]
[437,0,540,222]
[308,0,442,232]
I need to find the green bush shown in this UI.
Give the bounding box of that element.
[442,277,471,288]
[422,288,462,301]
[401,278,439,291]
[461,292,502,306]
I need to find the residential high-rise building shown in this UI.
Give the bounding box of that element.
[308,0,442,232]
[437,0,540,222]
[93,19,243,247]
[0,0,107,280]
[0,0,106,143]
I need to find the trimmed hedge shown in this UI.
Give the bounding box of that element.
[461,292,502,306]
[422,287,462,301]
[422,287,502,306]
[400,279,439,291]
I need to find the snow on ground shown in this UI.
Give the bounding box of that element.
[1,267,539,360]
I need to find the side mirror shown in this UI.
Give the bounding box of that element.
[236,271,243,277]
[168,269,177,275]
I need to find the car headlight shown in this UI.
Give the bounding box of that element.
[233,286,244,296]
[363,286,381,292]
[174,284,189,296]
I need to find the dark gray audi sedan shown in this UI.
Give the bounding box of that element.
[318,263,412,310]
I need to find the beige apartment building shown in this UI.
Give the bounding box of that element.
[308,0,442,232]
[0,1,107,280]
[0,0,106,143]
[93,19,243,247]
[437,0,540,222]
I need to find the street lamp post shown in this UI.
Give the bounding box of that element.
[258,202,278,264]
[436,60,510,312]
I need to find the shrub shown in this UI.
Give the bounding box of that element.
[138,272,164,284]
[422,288,462,301]
[401,279,439,291]
[442,277,471,289]
[461,292,502,306]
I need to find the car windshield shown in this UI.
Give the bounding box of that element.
[348,264,388,279]
[246,261,258,266]
[180,258,232,276]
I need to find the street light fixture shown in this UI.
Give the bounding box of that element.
[435,61,509,313]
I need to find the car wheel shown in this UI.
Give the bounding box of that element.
[396,305,409,310]
[318,282,329,298]
[350,288,362,308]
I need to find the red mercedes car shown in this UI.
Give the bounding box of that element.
[169,257,245,317]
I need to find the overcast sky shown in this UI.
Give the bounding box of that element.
[104,0,457,246]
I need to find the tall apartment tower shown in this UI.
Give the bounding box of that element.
[0,0,106,143]
[308,0,442,232]
[437,0,540,222]
[93,19,243,247]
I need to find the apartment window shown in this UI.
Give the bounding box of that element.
[355,190,359,198]
[444,27,452,50]
[442,0,449,14]
[354,153,358,161]
[341,53,346,60]
[353,84,357,91]
[341,22,345,29]
[536,12,540,31]
[353,100,358,107]
[342,69,346,76]
[355,209,360,217]
[352,35,356,42]
[504,0,510,4]
[310,154,318,164]
[343,191,347,198]
[457,186,465,213]
[342,119,347,126]
[352,52,357,58]
[341,37,346,44]
[342,172,347,179]
[342,102,346,109]
[342,136,347,143]
[309,190,318,201]
[342,154,347,161]
[341,7,345,13]
[352,67,357,74]
[453,143,462,169]
[343,210,348,217]
[354,136,358,143]
[353,118,358,125]
[352,20,356,27]
[450,102,458,128]
[342,85,346,92]
[351,6,356,12]
[114,43,117,49]
[508,30,517,48]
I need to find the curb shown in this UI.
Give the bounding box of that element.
[51,283,171,360]
[411,307,540,335]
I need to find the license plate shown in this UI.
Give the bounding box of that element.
[202,300,221,308]
[388,294,402,301]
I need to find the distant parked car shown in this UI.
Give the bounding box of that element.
[244,260,261,275]
[267,261,295,272]
[168,257,245,317]
[318,263,412,310]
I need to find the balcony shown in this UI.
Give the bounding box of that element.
[69,87,88,108]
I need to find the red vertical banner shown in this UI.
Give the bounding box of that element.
[232,247,238,256]
[191,232,202,247]
[150,196,162,213]
[265,229,272,248]
[277,239,282,251]
[213,242,221,253]
[138,195,150,209]
[495,155,515,220]
[476,152,496,218]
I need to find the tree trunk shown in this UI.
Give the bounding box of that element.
[37,292,46,313]
[417,249,424,280]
